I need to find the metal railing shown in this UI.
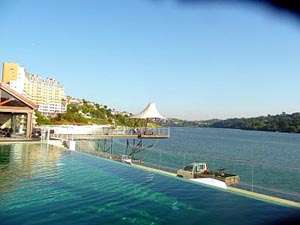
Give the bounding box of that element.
[39,125,170,140]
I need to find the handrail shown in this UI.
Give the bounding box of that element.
[39,125,170,140]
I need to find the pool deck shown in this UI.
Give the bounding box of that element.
[131,163,300,209]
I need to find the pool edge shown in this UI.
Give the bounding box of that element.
[130,163,300,209]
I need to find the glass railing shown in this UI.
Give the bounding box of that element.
[74,139,300,203]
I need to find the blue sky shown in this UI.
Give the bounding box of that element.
[1,0,300,120]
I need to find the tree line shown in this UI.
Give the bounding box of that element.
[160,112,300,134]
[209,112,300,133]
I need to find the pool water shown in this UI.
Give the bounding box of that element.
[0,143,299,225]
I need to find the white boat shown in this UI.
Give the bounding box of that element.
[190,178,227,189]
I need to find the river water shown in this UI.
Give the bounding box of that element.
[156,127,300,167]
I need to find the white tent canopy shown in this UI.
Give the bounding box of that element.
[131,102,165,119]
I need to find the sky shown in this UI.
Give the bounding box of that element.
[1,0,300,120]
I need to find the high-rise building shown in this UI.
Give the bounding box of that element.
[24,74,67,116]
[2,62,19,83]
[2,62,67,116]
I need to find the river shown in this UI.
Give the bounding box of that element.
[156,127,300,167]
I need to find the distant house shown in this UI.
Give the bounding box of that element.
[66,96,83,105]
[0,83,38,138]
[111,110,131,117]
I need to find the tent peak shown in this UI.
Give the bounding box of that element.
[131,102,165,119]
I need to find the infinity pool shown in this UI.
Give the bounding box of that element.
[0,143,299,225]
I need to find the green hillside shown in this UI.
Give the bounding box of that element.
[35,101,141,127]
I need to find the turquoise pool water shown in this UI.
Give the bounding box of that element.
[0,143,299,225]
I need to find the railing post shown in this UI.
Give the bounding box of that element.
[72,127,74,140]
[110,137,113,159]
[252,165,254,192]
[159,148,162,170]
[47,128,50,141]
[213,159,216,179]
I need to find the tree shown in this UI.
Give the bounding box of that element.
[35,110,53,125]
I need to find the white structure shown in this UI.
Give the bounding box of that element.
[131,102,165,119]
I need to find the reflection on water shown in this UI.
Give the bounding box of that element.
[0,143,63,193]
[0,145,10,165]
[0,143,300,225]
